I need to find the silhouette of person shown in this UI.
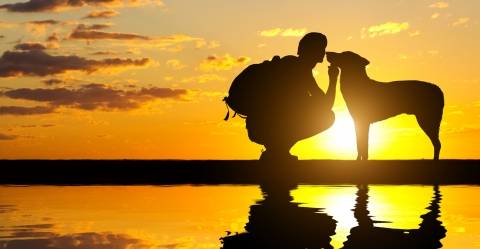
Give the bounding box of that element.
[220,180,337,249]
[342,185,446,249]
[246,32,339,160]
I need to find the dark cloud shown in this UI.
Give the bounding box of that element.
[0,204,16,213]
[84,9,119,19]
[69,24,150,40]
[0,133,17,140]
[0,49,150,77]
[20,124,56,128]
[26,19,60,25]
[0,106,56,115]
[91,51,118,56]
[14,42,47,51]
[42,78,64,85]
[76,23,112,30]
[0,231,152,249]
[14,224,55,229]
[46,33,59,42]
[1,0,119,12]
[0,0,161,12]
[0,35,4,39]
[2,84,188,112]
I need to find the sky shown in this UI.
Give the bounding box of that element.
[0,0,479,159]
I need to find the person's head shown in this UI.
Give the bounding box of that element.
[297,32,328,68]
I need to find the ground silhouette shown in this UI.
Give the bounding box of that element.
[326,51,444,160]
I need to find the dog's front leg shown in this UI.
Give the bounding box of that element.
[354,121,370,160]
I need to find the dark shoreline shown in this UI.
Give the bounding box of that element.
[0,160,479,185]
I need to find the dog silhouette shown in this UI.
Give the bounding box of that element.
[326,51,444,160]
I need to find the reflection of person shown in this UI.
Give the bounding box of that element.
[220,181,337,249]
[246,32,339,160]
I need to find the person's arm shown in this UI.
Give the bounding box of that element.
[325,65,339,110]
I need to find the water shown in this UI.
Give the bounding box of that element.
[0,185,479,249]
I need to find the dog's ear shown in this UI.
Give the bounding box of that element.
[357,54,370,66]
[343,51,370,66]
[326,52,340,65]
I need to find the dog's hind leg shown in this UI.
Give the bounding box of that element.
[354,121,370,160]
[416,113,442,160]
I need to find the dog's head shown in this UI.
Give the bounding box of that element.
[326,51,370,69]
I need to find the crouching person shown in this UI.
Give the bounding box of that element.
[224,32,338,161]
[246,33,338,160]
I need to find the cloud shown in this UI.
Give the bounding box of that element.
[181,74,226,84]
[0,21,17,29]
[24,19,61,35]
[361,22,409,38]
[0,49,150,77]
[259,28,307,37]
[166,59,186,70]
[195,40,220,49]
[0,133,17,140]
[198,54,250,72]
[42,78,65,85]
[0,105,56,115]
[431,13,440,19]
[69,24,150,40]
[1,84,188,112]
[0,0,163,12]
[0,35,4,39]
[452,17,470,27]
[14,42,47,51]
[0,231,154,249]
[429,2,449,9]
[281,28,308,37]
[84,9,119,19]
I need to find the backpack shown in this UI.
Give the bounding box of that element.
[223,55,281,120]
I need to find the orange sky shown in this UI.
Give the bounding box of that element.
[0,0,479,159]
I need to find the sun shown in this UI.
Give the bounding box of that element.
[325,111,357,150]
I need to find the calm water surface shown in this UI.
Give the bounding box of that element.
[0,185,479,248]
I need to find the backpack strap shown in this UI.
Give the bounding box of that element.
[223,97,230,121]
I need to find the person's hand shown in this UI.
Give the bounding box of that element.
[328,66,339,82]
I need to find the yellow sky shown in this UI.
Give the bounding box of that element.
[0,0,479,159]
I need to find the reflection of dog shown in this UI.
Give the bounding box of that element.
[326,51,444,160]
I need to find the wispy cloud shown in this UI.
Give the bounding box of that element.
[1,84,188,113]
[0,0,163,13]
[198,54,250,72]
[361,22,409,38]
[0,49,150,77]
[166,59,186,70]
[69,24,150,41]
[259,28,307,37]
[181,74,226,84]
[0,21,17,29]
[0,105,56,115]
[452,17,470,27]
[84,9,120,19]
[0,133,17,140]
[14,42,47,51]
[429,2,449,9]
